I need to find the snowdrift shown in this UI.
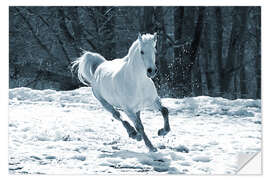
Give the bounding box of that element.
[8,87,261,174]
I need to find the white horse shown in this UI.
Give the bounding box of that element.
[72,33,170,152]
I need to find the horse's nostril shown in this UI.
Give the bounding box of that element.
[147,68,152,73]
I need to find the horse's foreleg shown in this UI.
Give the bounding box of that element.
[94,94,140,141]
[126,111,157,152]
[154,98,171,136]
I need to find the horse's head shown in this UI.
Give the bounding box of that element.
[138,32,157,78]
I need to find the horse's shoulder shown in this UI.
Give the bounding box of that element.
[143,77,156,87]
[142,78,158,95]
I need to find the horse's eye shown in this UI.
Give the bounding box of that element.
[140,50,144,55]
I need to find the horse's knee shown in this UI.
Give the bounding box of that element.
[161,106,169,116]
[113,110,120,120]
[135,122,144,132]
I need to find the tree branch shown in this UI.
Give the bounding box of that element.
[25,7,72,63]
[15,7,60,62]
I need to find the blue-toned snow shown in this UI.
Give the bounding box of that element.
[8,87,261,174]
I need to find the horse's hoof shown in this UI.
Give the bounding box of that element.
[129,131,142,141]
[136,134,142,141]
[150,147,158,152]
[129,131,136,138]
[158,128,170,136]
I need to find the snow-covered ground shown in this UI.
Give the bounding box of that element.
[8,87,261,175]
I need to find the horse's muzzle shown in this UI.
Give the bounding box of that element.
[147,68,157,78]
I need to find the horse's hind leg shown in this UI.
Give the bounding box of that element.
[154,97,171,136]
[93,92,141,141]
[125,111,157,152]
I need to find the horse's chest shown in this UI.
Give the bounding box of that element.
[120,81,157,110]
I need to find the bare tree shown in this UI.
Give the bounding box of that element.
[9,6,261,99]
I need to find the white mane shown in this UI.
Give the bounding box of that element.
[126,33,156,60]
[140,33,156,44]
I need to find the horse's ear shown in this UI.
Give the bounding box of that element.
[138,32,143,43]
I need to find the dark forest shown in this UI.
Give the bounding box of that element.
[9,6,261,99]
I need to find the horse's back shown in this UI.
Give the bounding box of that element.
[99,58,125,73]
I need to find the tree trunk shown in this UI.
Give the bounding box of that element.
[172,7,184,97]
[215,7,223,96]
[173,7,205,97]
[154,7,170,96]
[142,7,155,33]
[223,7,248,99]
[255,7,261,99]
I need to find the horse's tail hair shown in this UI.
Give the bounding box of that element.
[71,51,106,86]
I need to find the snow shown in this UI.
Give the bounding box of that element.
[8,87,261,175]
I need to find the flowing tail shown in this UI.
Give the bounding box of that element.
[71,51,106,85]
